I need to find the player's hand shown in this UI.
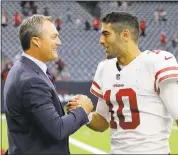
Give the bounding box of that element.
[77,95,93,114]
[66,95,93,114]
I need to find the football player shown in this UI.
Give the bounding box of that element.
[67,12,178,154]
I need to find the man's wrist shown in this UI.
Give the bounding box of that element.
[87,113,93,124]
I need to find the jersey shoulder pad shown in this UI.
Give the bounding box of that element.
[146,50,174,62]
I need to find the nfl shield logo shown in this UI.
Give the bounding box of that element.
[116,74,120,80]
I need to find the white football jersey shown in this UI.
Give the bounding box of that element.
[90,50,178,154]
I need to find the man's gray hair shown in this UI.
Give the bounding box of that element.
[19,14,53,51]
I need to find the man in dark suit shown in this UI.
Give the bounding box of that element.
[3,14,93,154]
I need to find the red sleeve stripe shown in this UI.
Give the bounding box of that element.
[158,74,178,83]
[154,67,178,92]
[155,66,178,81]
[92,81,101,90]
[154,82,157,92]
[154,81,160,95]
[90,89,103,99]
[157,87,160,95]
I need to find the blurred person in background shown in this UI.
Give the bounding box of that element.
[159,8,167,22]
[22,2,31,16]
[67,12,178,154]
[85,20,91,31]
[140,19,146,37]
[20,1,27,8]
[52,58,70,81]
[66,8,73,23]
[172,33,178,48]
[92,17,100,31]
[1,12,8,27]
[160,32,167,50]
[55,16,61,31]
[1,60,13,81]
[14,12,21,27]
[154,8,160,25]
[3,14,93,154]
[121,1,128,10]
[75,18,82,29]
[31,2,39,14]
[43,7,49,16]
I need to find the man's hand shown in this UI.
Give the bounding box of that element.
[66,95,81,112]
[66,95,93,114]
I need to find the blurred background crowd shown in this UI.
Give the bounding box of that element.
[1,1,178,82]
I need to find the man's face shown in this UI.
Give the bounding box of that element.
[100,23,124,58]
[38,20,61,62]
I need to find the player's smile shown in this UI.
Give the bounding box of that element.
[53,47,57,52]
[105,47,109,52]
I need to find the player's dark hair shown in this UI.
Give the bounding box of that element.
[102,12,139,42]
[19,14,53,51]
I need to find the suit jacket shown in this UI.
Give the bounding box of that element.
[3,56,89,154]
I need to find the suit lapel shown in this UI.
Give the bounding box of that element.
[20,56,54,89]
[20,56,64,113]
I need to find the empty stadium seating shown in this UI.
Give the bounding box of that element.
[2,1,178,81]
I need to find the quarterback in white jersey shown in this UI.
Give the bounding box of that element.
[66,12,178,154]
[87,12,178,154]
[90,50,178,154]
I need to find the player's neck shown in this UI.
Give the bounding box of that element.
[117,46,141,66]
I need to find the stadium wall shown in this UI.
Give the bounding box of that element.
[1,81,97,113]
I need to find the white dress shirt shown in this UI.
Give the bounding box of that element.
[22,52,47,75]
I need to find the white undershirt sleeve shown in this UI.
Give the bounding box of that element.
[96,98,110,122]
[159,79,178,120]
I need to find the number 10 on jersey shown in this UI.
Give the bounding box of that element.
[104,88,140,130]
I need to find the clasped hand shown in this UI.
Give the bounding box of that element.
[66,95,93,114]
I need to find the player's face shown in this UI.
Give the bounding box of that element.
[38,20,61,62]
[100,23,124,58]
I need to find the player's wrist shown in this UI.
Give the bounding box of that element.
[87,113,93,124]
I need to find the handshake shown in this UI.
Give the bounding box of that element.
[66,95,93,114]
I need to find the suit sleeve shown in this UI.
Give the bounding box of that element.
[90,61,104,99]
[22,77,89,141]
[153,51,178,94]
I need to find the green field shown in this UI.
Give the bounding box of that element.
[1,114,178,154]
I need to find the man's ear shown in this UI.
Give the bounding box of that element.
[121,29,129,42]
[31,37,41,48]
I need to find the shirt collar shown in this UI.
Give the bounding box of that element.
[22,52,47,74]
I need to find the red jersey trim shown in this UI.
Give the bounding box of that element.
[90,88,103,99]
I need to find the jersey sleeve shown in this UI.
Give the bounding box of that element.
[153,50,178,94]
[96,98,110,122]
[90,61,104,99]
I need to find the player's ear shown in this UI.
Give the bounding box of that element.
[31,37,41,48]
[121,29,129,42]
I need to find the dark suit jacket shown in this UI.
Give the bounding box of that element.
[3,56,89,154]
